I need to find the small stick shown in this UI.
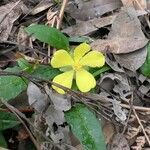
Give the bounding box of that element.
[56,0,68,29]
[133,108,150,145]
[120,103,150,112]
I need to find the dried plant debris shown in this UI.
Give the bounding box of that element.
[0,1,27,41]
[114,46,147,71]
[138,74,150,103]
[27,82,49,113]
[44,106,65,129]
[31,0,53,15]
[66,0,122,21]
[100,73,131,102]
[91,7,149,54]
[105,53,125,72]
[110,133,130,150]
[45,86,71,111]
[63,15,116,36]
[17,26,30,51]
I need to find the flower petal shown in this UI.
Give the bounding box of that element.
[52,70,74,94]
[80,51,105,67]
[76,69,96,92]
[74,43,91,62]
[51,50,74,68]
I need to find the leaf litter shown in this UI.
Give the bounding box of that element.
[0,0,150,149]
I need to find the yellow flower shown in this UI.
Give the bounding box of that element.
[51,43,105,94]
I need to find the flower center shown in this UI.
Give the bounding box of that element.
[73,63,82,71]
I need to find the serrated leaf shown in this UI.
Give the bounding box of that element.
[140,43,150,77]
[65,104,106,150]
[0,112,20,130]
[25,25,69,50]
[0,132,7,148]
[0,67,28,101]
[31,65,61,80]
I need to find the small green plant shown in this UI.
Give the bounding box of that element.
[0,24,108,150]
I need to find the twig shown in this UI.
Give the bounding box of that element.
[133,108,150,145]
[120,103,150,112]
[0,108,33,113]
[56,0,68,29]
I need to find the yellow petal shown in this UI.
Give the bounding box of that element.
[80,51,105,67]
[74,43,91,62]
[51,50,74,68]
[76,69,96,92]
[52,70,74,94]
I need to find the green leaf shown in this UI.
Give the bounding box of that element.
[31,65,61,80]
[140,43,150,77]
[65,104,106,150]
[0,67,28,101]
[90,65,111,77]
[69,36,91,43]
[0,112,20,130]
[0,132,7,148]
[17,58,33,72]
[25,25,69,50]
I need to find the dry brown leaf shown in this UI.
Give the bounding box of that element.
[0,2,25,41]
[31,0,53,15]
[114,47,147,71]
[110,133,130,150]
[67,0,122,21]
[121,0,147,9]
[91,7,148,54]
[63,15,116,36]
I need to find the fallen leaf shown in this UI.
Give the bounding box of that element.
[67,0,122,21]
[105,53,125,72]
[91,7,148,54]
[45,86,71,111]
[63,15,116,36]
[110,134,130,150]
[0,1,25,41]
[91,91,127,121]
[31,0,53,15]
[44,106,65,128]
[27,82,49,113]
[114,47,147,71]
